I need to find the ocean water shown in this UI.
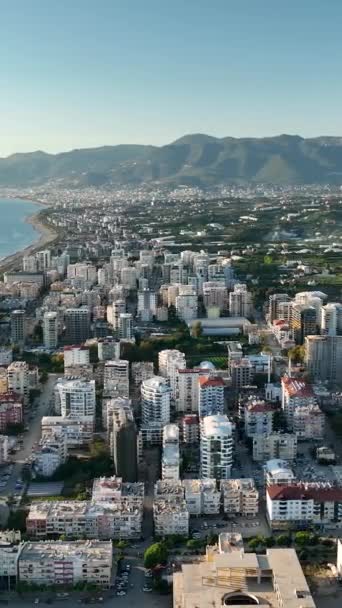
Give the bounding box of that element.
[0,198,41,260]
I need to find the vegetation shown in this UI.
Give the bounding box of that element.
[144,542,168,569]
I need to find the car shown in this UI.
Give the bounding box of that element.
[143,587,152,593]
[116,591,126,596]
[56,593,69,598]
[34,600,40,605]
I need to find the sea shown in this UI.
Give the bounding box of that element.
[0,198,41,261]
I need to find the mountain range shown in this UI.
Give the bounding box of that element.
[1,134,342,188]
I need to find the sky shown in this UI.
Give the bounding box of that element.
[0,0,341,156]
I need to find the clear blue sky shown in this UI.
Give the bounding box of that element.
[1,0,341,156]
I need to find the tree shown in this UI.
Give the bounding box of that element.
[248,537,261,550]
[288,345,306,363]
[192,321,203,338]
[276,534,291,547]
[144,542,168,569]
[295,531,316,546]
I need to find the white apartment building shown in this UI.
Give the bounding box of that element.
[162,424,180,481]
[264,459,296,486]
[293,404,325,440]
[138,289,157,320]
[41,416,94,448]
[202,282,228,312]
[67,263,97,287]
[321,303,342,336]
[244,400,274,437]
[103,359,129,397]
[182,479,220,515]
[97,337,120,361]
[120,267,137,290]
[182,414,200,444]
[7,361,30,404]
[141,376,171,427]
[153,498,189,536]
[131,361,154,387]
[34,430,67,477]
[221,479,259,517]
[0,534,22,588]
[281,377,317,429]
[0,347,13,366]
[158,349,186,399]
[176,292,198,321]
[27,500,143,540]
[200,415,234,480]
[18,541,112,588]
[198,376,225,418]
[0,434,9,465]
[253,433,298,462]
[92,477,144,509]
[176,369,203,414]
[305,335,342,383]
[107,299,126,330]
[55,378,96,421]
[229,283,253,318]
[118,313,133,340]
[230,358,253,388]
[267,483,342,529]
[64,345,90,368]
[43,311,58,349]
[102,396,132,431]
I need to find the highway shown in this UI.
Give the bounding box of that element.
[0,373,58,499]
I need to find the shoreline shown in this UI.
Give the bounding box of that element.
[0,205,58,274]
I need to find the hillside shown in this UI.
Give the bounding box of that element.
[1,134,342,187]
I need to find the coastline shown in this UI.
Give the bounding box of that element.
[0,207,58,274]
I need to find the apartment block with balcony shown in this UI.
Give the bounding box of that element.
[220,479,259,517]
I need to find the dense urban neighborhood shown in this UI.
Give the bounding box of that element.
[0,183,341,608]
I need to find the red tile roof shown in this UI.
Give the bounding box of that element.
[199,376,225,388]
[268,484,342,502]
[246,401,274,413]
[281,377,314,398]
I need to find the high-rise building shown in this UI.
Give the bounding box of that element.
[281,377,316,429]
[305,334,342,383]
[321,303,342,336]
[43,312,58,349]
[103,359,129,397]
[141,376,171,427]
[64,308,91,344]
[158,349,186,399]
[198,376,225,418]
[97,337,120,361]
[202,282,228,312]
[7,362,30,404]
[268,293,291,322]
[110,401,137,482]
[175,292,198,321]
[137,290,157,321]
[229,284,253,317]
[107,299,126,330]
[162,424,180,481]
[200,414,234,479]
[63,345,90,368]
[120,267,137,290]
[176,368,203,414]
[290,304,317,345]
[118,313,133,340]
[11,310,26,347]
[55,378,96,422]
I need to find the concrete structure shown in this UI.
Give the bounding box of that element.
[162,424,180,481]
[64,307,91,344]
[182,414,200,444]
[141,375,171,427]
[10,310,26,348]
[244,400,274,437]
[107,299,126,330]
[0,347,13,366]
[182,479,220,515]
[229,283,252,317]
[0,533,22,590]
[176,368,202,414]
[131,361,154,387]
[103,359,129,397]
[55,378,96,421]
[43,311,58,349]
[91,477,144,508]
[137,289,157,320]
[221,479,259,517]
[97,337,120,361]
[188,317,250,337]
[176,292,198,321]
[267,483,342,530]
[305,335,342,384]
[158,349,186,399]
[268,293,291,322]
[253,433,298,462]
[118,313,133,340]
[281,377,316,429]
[291,304,317,345]
[265,460,296,486]
[230,358,253,389]
[18,540,112,588]
[203,282,228,312]
[198,376,225,418]
[0,393,23,431]
[173,540,316,608]
[153,497,189,536]
[7,362,29,404]
[0,434,9,465]
[64,345,90,368]
[293,404,325,440]
[200,415,234,480]
[110,400,137,482]
[41,415,94,448]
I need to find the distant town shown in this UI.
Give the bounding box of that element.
[0,182,341,608]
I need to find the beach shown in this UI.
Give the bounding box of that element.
[0,202,58,274]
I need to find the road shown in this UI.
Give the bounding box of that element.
[0,373,58,499]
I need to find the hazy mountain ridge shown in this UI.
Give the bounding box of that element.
[1,134,342,187]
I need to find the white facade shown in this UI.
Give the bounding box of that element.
[120,267,137,290]
[253,433,297,462]
[7,361,30,404]
[141,376,171,428]
[0,434,9,465]
[229,284,252,317]
[244,400,274,437]
[293,404,325,440]
[97,337,120,361]
[118,313,133,340]
[176,292,198,321]
[55,378,96,421]
[43,311,58,349]
[200,415,234,480]
[198,376,225,418]
[103,359,129,397]
[162,424,180,481]
[153,498,189,536]
[182,479,220,515]
[64,345,90,368]
[0,347,13,366]
[221,479,259,517]
[158,349,186,399]
[177,369,202,414]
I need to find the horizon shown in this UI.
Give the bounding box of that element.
[2,132,342,159]
[1,0,342,156]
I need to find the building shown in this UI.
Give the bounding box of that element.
[41,415,94,448]
[268,293,291,322]
[34,431,67,477]
[7,362,29,404]
[131,361,154,388]
[43,311,58,349]
[175,292,198,322]
[321,303,342,336]
[26,500,143,540]
[0,393,23,431]
[182,479,220,515]
[176,369,203,414]
[202,282,228,312]
[0,533,22,590]
[229,283,253,317]
[162,424,180,481]
[293,404,325,440]
[137,289,157,321]
[337,539,342,576]
[97,337,120,361]
[267,483,342,530]
[158,349,186,399]
[55,378,96,421]
[141,375,171,427]
[118,313,133,340]
[198,376,225,418]
[230,358,253,389]
[305,335,342,383]
[182,414,200,444]
[244,400,274,437]
[173,540,316,608]
[281,377,317,429]
[10,310,26,348]
[110,401,138,482]
[120,267,137,290]
[253,433,298,462]
[221,479,259,517]
[64,308,91,344]
[107,300,126,330]
[18,540,112,588]
[200,415,234,480]
[63,345,90,368]
[103,359,129,397]
[264,459,296,486]
[0,434,9,465]
[291,304,317,345]
[91,477,144,508]
[153,498,189,537]
[0,347,13,366]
